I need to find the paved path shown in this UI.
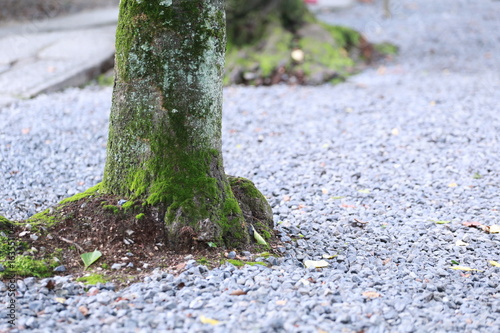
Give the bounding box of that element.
[0,8,118,107]
[0,1,364,108]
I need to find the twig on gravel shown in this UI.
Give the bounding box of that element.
[58,236,85,253]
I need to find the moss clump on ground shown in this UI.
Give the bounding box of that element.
[1,255,58,278]
[226,259,268,267]
[26,208,57,230]
[76,274,108,285]
[59,183,102,205]
[102,205,120,214]
[374,42,398,55]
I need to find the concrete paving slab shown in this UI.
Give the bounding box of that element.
[0,7,119,37]
[0,8,118,107]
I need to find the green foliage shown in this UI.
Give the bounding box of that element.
[197,257,209,265]
[81,250,102,270]
[135,213,145,220]
[76,274,108,285]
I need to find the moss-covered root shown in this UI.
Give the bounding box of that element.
[0,215,13,231]
[228,176,274,240]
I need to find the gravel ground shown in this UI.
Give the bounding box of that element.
[1,0,500,332]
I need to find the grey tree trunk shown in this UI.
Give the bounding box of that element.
[102,0,251,250]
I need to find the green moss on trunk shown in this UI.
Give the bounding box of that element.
[102,0,251,249]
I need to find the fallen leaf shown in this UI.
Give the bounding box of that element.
[451,260,460,265]
[449,266,483,272]
[448,182,458,188]
[199,315,220,325]
[283,195,291,202]
[276,300,287,306]
[433,220,451,224]
[489,261,500,268]
[455,240,468,246]
[304,260,329,269]
[362,291,381,299]
[462,221,483,228]
[330,196,345,200]
[78,306,89,316]
[341,204,356,208]
[175,262,186,271]
[252,225,268,246]
[86,288,99,296]
[45,280,55,290]
[54,297,66,304]
[357,189,370,194]
[488,225,500,233]
[321,188,329,194]
[322,254,337,259]
[229,290,247,296]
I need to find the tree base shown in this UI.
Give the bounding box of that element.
[225,21,396,86]
[3,177,276,281]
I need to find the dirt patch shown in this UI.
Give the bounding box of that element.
[9,193,281,289]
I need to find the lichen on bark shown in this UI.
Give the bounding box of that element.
[102,0,258,249]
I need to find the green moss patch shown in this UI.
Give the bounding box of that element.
[76,274,108,285]
[59,183,102,205]
[226,259,268,267]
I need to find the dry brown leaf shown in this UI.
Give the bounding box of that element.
[175,262,186,271]
[362,291,381,299]
[86,289,99,296]
[78,306,89,316]
[488,225,500,233]
[230,290,247,296]
[462,221,483,227]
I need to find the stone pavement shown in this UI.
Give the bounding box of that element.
[0,1,359,108]
[0,7,118,107]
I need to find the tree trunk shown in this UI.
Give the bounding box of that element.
[102,0,252,250]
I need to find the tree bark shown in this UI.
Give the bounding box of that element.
[102,0,252,250]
